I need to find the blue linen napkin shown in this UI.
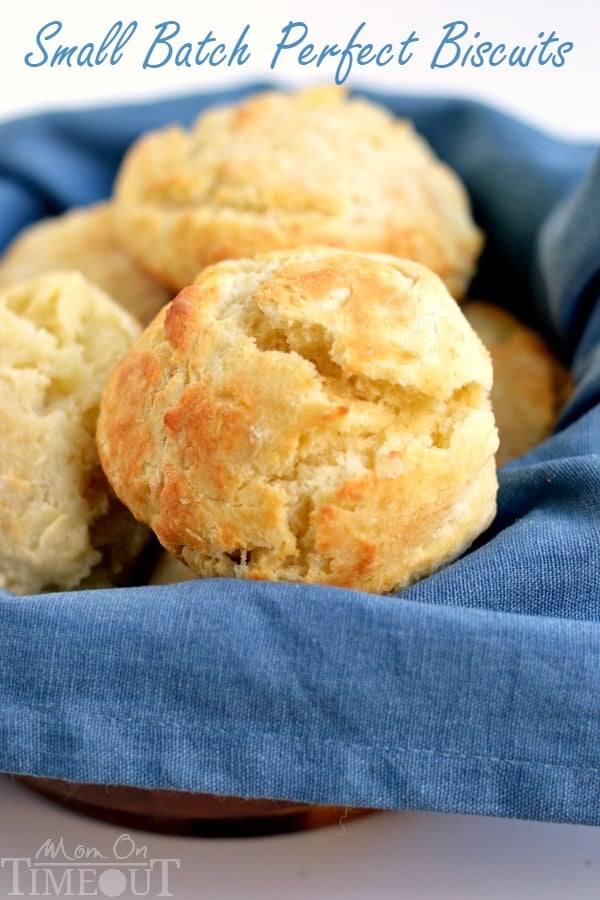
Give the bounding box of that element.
[0,85,599,825]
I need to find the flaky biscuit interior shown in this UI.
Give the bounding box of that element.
[0,271,145,594]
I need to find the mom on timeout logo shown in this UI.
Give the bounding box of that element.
[0,833,180,897]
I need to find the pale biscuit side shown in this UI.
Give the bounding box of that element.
[463,300,572,466]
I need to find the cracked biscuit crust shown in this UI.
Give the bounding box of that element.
[97,246,498,594]
[113,86,483,300]
[0,271,147,595]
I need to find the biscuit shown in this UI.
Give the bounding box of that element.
[0,203,171,326]
[463,301,571,466]
[97,246,498,594]
[113,86,483,300]
[0,271,149,595]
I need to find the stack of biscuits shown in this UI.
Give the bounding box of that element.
[0,86,570,596]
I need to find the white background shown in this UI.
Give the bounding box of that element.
[1,2,599,897]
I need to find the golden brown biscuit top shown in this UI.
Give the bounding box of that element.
[127,87,430,214]
[183,246,492,395]
[113,86,483,298]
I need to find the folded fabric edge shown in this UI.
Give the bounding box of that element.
[1,580,600,825]
[3,731,600,827]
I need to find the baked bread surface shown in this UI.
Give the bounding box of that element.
[113,86,483,300]
[0,271,147,594]
[98,246,498,593]
[463,301,571,466]
[0,202,171,326]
